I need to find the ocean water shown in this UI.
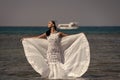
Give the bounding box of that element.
[0,26,120,80]
[0,26,120,34]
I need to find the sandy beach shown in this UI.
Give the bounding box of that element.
[0,33,120,80]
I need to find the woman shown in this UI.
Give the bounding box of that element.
[22,20,90,79]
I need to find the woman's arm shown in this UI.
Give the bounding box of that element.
[59,32,69,38]
[21,33,47,41]
[37,33,47,39]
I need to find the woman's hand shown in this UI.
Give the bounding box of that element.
[20,37,29,42]
[20,38,25,42]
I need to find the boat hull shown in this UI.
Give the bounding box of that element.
[58,27,78,29]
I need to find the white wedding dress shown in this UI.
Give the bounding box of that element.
[22,32,90,79]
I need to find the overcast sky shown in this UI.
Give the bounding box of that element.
[0,0,120,26]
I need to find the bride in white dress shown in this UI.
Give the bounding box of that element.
[22,21,90,79]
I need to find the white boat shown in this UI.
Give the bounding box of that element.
[58,22,79,29]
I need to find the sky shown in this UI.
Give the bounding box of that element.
[0,0,120,26]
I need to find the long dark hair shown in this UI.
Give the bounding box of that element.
[46,20,57,36]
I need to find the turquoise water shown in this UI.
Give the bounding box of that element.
[0,26,120,34]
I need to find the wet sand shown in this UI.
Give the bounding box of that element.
[0,33,120,80]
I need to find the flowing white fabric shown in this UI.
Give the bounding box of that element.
[22,33,90,79]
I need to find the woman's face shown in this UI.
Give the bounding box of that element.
[48,21,54,28]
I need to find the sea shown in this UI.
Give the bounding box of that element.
[0,26,120,80]
[0,26,120,34]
